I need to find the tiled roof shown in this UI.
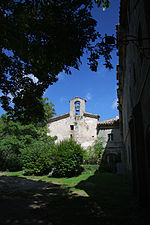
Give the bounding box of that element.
[98,116,119,127]
[84,112,100,119]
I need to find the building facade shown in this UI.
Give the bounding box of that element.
[48,97,100,149]
[117,0,150,204]
[48,97,122,160]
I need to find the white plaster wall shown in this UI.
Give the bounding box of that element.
[47,117,71,142]
[48,115,98,148]
[74,116,98,148]
[98,129,112,147]
[97,128,122,154]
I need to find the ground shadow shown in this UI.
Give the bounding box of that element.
[0,174,111,225]
[75,171,150,225]
[0,173,149,225]
[0,175,67,225]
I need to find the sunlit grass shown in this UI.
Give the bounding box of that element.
[0,164,98,195]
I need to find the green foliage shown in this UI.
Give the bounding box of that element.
[84,137,104,164]
[7,96,56,125]
[51,139,84,178]
[0,0,112,122]
[21,140,55,176]
[42,97,56,125]
[0,106,56,171]
[0,117,38,171]
[94,0,110,9]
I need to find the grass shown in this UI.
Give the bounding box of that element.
[0,165,132,203]
[0,164,98,195]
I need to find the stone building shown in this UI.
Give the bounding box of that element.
[48,97,100,149]
[97,117,122,163]
[117,0,150,204]
[48,97,122,159]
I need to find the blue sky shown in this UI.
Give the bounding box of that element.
[0,0,120,121]
[43,0,120,121]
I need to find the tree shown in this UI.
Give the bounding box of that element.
[94,0,110,9]
[42,97,56,124]
[0,97,56,170]
[6,95,56,124]
[0,0,111,122]
[84,137,104,164]
[0,116,38,170]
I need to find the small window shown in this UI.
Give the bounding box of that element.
[70,125,74,130]
[70,134,73,139]
[108,133,113,141]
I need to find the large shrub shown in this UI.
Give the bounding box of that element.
[51,139,84,178]
[21,138,55,175]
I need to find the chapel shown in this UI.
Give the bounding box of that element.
[47,97,122,156]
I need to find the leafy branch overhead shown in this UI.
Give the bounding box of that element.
[95,0,110,9]
[0,0,111,122]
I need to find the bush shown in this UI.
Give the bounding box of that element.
[21,141,54,175]
[0,115,57,172]
[0,151,22,171]
[51,139,84,178]
[84,137,104,164]
[0,135,23,171]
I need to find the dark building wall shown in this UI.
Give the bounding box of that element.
[117,0,150,204]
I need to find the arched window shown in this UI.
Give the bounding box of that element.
[75,101,80,115]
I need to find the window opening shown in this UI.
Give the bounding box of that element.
[70,125,74,130]
[75,101,80,115]
[108,133,113,141]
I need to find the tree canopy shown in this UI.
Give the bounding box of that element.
[0,0,111,123]
[0,110,56,171]
[4,95,56,124]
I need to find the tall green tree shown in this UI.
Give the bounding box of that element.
[7,96,56,124]
[0,97,56,170]
[0,0,111,122]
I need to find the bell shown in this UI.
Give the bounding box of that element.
[76,106,80,111]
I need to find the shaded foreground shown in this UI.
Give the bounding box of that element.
[0,172,149,225]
